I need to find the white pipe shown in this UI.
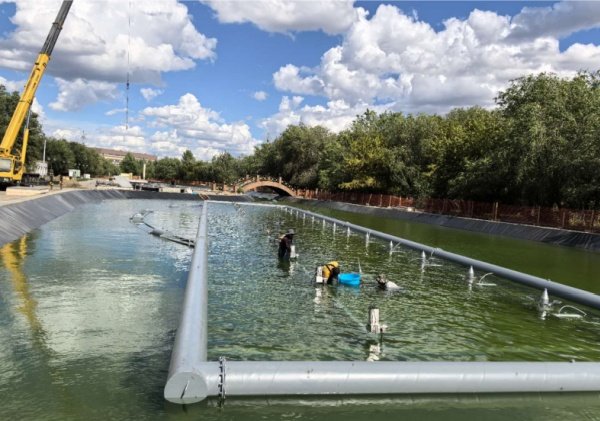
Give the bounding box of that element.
[164,202,600,405]
[164,204,209,404]
[293,207,600,311]
[166,361,600,403]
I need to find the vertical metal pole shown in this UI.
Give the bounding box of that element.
[42,137,47,163]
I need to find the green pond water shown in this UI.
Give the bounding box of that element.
[1,199,600,420]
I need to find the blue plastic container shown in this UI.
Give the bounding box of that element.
[338,272,361,286]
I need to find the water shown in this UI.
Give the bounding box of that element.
[292,204,600,293]
[2,199,600,420]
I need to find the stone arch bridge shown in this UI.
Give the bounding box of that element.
[237,176,296,196]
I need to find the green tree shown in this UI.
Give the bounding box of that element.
[193,160,211,181]
[337,110,390,192]
[210,152,240,184]
[45,138,74,175]
[428,107,509,201]
[0,85,46,170]
[153,157,180,180]
[120,153,141,175]
[98,157,119,177]
[497,72,600,206]
[178,149,196,181]
[372,112,442,196]
[252,140,280,178]
[277,125,332,188]
[251,125,333,188]
[70,142,103,176]
[317,133,344,191]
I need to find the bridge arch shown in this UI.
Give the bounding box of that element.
[240,180,296,196]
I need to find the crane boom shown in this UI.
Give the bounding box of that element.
[0,0,72,183]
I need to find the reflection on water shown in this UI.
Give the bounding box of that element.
[0,236,44,339]
[0,200,194,420]
[1,199,600,420]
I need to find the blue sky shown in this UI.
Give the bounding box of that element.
[0,0,599,160]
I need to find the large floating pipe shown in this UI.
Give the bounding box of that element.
[167,360,600,403]
[293,207,600,311]
[164,204,209,403]
[164,202,600,404]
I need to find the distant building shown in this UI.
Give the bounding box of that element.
[68,169,81,178]
[94,147,157,165]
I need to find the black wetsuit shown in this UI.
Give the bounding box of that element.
[278,235,293,259]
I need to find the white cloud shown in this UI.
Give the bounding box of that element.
[140,87,163,102]
[150,130,223,160]
[253,90,268,101]
[90,125,147,151]
[142,93,260,158]
[260,95,388,136]
[44,93,261,159]
[49,123,149,156]
[105,108,127,116]
[0,0,217,108]
[50,128,81,141]
[0,76,26,93]
[510,2,600,40]
[31,98,45,121]
[150,130,187,155]
[269,1,600,129]
[202,0,362,35]
[49,78,120,112]
[0,76,45,120]
[273,64,324,95]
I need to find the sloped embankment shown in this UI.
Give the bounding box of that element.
[286,197,600,252]
[0,190,249,246]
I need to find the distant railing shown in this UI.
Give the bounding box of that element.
[147,176,296,194]
[294,189,600,234]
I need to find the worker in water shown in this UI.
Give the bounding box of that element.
[278,228,295,259]
[376,274,401,291]
[321,261,340,284]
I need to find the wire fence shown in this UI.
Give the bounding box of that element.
[295,189,600,234]
[144,177,599,234]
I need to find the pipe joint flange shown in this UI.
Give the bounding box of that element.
[218,356,227,407]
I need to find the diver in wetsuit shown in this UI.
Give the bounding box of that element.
[278,229,295,259]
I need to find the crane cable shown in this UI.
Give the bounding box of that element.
[125,0,131,131]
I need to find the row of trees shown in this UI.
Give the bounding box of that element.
[0,86,120,178]
[2,71,599,208]
[241,71,600,208]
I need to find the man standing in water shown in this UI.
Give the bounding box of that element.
[278,229,295,259]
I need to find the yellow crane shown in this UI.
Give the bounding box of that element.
[0,0,72,184]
